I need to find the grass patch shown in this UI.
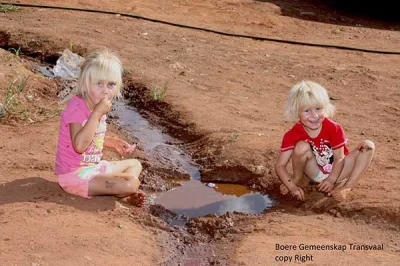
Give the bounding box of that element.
[0,76,61,124]
[151,82,168,100]
[0,4,21,13]
[9,47,21,58]
[123,67,132,75]
[3,76,28,114]
[229,133,238,142]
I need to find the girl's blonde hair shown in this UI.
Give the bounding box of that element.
[284,80,335,121]
[60,49,123,104]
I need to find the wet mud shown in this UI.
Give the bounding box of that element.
[0,39,279,265]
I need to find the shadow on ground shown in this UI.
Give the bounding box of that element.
[0,177,116,211]
[256,0,399,30]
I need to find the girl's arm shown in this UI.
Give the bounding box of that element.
[276,150,298,192]
[70,98,112,154]
[317,147,345,192]
[104,136,117,148]
[70,110,103,153]
[104,136,136,156]
[327,147,345,183]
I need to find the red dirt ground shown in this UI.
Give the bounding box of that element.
[0,1,399,265]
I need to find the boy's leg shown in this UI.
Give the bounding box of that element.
[331,140,375,201]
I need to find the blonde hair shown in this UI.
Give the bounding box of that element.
[284,80,335,121]
[60,49,123,104]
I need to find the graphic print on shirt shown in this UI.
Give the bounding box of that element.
[80,118,107,167]
[308,138,334,174]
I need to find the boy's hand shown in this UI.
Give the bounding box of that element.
[93,98,112,116]
[317,179,334,193]
[290,186,305,201]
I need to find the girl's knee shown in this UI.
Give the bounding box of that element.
[128,159,142,171]
[293,141,312,156]
[125,177,140,193]
[360,140,375,152]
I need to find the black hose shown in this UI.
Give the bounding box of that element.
[1,2,400,55]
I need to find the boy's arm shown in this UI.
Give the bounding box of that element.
[70,110,103,153]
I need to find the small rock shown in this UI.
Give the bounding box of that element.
[118,224,126,229]
[205,183,217,188]
[300,11,315,16]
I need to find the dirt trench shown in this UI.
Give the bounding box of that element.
[0,33,284,265]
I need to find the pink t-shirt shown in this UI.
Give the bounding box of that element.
[280,118,349,174]
[55,96,107,175]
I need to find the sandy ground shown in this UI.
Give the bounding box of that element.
[0,1,399,265]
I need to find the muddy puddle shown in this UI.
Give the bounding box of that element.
[112,102,275,225]
[29,51,275,225]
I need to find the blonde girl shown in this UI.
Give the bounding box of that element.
[276,81,375,202]
[55,49,144,206]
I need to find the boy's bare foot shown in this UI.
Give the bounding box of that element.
[122,190,146,207]
[331,187,352,202]
[280,183,289,195]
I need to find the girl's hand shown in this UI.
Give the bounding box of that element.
[93,98,112,116]
[113,139,136,156]
[290,186,305,201]
[317,179,334,193]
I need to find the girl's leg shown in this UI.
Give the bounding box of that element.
[331,140,375,201]
[292,141,320,183]
[281,141,320,195]
[88,159,144,205]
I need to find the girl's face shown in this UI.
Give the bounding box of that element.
[298,105,325,132]
[88,80,117,107]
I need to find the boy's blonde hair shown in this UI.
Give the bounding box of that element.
[285,80,335,122]
[61,49,123,103]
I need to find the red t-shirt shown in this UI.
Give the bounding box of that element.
[281,118,349,174]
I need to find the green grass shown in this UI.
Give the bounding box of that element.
[9,47,21,58]
[229,133,238,142]
[2,76,28,114]
[123,67,132,75]
[0,4,21,13]
[1,76,61,123]
[151,82,168,100]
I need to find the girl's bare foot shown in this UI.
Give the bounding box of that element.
[280,183,289,195]
[331,187,352,202]
[122,190,146,207]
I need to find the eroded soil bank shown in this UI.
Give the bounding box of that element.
[1,1,400,265]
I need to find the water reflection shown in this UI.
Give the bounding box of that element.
[154,179,273,219]
[113,102,168,152]
[112,100,275,219]
[172,193,273,218]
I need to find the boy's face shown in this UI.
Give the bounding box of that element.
[298,105,325,132]
[88,80,117,105]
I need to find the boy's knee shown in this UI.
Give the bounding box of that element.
[293,141,311,155]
